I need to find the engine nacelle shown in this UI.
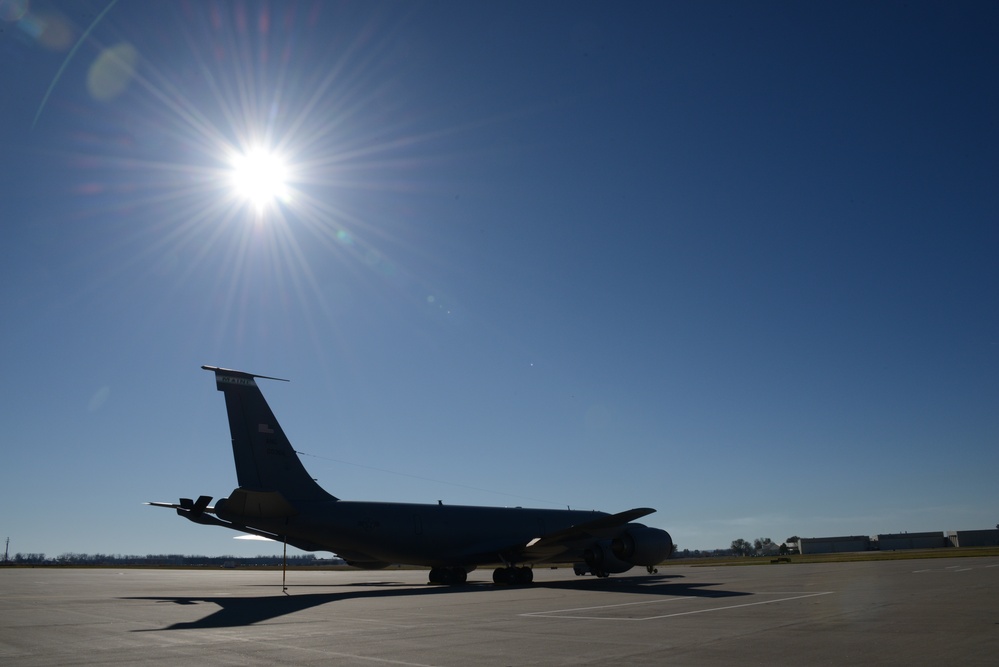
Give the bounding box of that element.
[611,527,673,566]
[583,540,634,575]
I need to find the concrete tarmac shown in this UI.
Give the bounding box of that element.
[2,557,997,666]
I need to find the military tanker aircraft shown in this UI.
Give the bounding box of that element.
[149,366,673,584]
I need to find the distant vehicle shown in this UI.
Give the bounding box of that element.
[149,366,673,585]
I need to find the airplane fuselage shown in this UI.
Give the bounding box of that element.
[216,497,607,567]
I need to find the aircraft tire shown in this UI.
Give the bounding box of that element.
[430,566,467,585]
[493,567,533,585]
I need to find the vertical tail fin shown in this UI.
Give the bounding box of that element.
[203,366,337,503]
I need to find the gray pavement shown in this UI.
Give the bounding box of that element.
[2,557,997,665]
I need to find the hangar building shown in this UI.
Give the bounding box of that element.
[796,529,998,554]
[947,529,999,547]
[799,535,871,554]
[878,532,947,550]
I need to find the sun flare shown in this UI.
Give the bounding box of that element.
[229,148,289,209]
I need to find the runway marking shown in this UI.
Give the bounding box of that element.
[521,591,834,621]
[914,564,995,573]
[283,652,437,666]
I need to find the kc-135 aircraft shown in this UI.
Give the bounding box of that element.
[150,366,673,584]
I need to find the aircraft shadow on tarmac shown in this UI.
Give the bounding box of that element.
[124,574,750,631]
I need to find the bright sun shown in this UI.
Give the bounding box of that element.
[229,148,289,209]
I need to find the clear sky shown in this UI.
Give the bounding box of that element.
[1,0,996,559]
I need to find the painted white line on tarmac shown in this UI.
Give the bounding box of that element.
[521,591,834,621]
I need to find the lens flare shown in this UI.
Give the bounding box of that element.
[87,42,138,102]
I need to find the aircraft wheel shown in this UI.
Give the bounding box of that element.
[428,567,443,584]
[493,567,521,585]
[493,567,532,585]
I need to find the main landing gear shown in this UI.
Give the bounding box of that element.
[492,566,533,585]
[426,565,535,585]
[428,566,467,585]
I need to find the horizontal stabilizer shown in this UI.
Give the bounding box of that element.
[146,497,232,527]
[146,497,215,515]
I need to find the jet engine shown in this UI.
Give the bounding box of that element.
[611,526,673,566]
[583,540,635,576]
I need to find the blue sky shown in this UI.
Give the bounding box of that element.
[1,0,996,558]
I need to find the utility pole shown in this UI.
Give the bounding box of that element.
[3,537,8,563]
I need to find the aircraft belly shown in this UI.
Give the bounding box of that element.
[296,503,596,566]
[217,500,614,567]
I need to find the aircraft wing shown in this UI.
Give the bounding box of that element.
[520,507,656,561]
[426,507,654,566]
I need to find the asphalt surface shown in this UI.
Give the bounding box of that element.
[2,557,997,665]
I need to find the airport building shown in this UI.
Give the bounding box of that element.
[798,528,999,554]
[799,535,871,554]
[878,532,947,550]
[947,529,999,547]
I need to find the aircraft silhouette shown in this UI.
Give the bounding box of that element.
[150,366,672,585]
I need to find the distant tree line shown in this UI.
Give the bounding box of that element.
[7,537,810,566]
[8,553,48,564]
[728,537,798,557]
[670,548,735,559]
[2,552,340,566]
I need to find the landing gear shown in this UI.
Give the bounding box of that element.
[646,565,658,574]
[428,566,468,585]
[492,566,533,585]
